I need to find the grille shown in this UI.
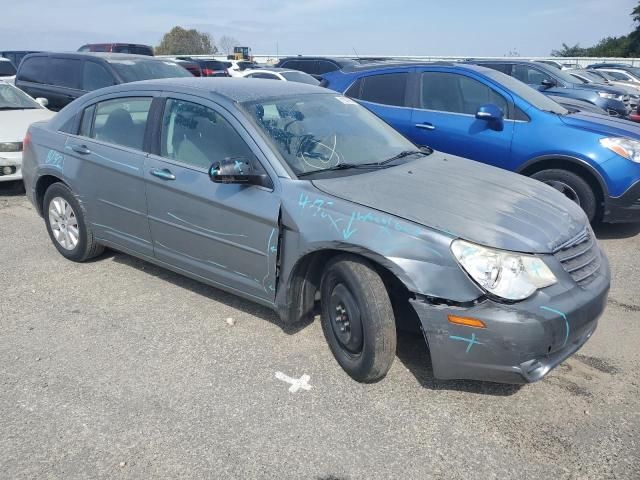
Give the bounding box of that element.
[553,228,601,287]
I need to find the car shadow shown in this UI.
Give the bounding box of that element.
[0,181,25,196]
[593,222,640,240]
[395,331,523,396]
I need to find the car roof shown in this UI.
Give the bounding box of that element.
[247,68,298,73]
[278,56,357,65]
[93,77,328,103]
[22,52,165,62]
[337,61,494,75]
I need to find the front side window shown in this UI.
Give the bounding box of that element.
[242,93,416,176]
[82,97,152,150]
[161,98,257,170]
[358,73,408,107]
[49,58,82,89]
[511,65,552,85]
[317,61,338,74]
[82,62,115,91]
[421,72,509,116]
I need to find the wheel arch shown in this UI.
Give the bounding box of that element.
[35,174,68,217]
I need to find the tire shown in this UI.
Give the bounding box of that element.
[320,254,397,383]
[43,182,104,262]
[531,169,598,223]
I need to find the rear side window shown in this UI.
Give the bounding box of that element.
[82,97,152,150]
[421,72,509,117]
[481,63,510,74]
[511,65,552,85]
[49,58,82,89]
[18,56,48,83]
[284,60,316,75]
[83,62,115,90]
[0,61,16,76]
[359,73,408,107]
[317,61,338,74]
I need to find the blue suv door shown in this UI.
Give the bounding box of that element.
[410,68,515,168]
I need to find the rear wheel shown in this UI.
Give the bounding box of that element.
[531,169,598,223]
[43,183,104,262]
[320,255,397,383]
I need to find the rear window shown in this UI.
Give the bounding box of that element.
[359,73,408,107]
[49,58,82,89]
[18,56,48,83]
[0,60,16,76]
[202,61,227,70]
[107,59,192,82]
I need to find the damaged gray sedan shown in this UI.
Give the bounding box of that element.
[22,78,610,384]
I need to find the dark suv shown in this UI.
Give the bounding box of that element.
[274,56,358,79]
[15,52,191,111]
[78,43,154,56]
[469,60,630,118]
[1,51,41,68]
[175,57,231,77]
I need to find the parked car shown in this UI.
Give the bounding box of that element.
[469,60,630,118]
[585,69,640,93]
[547,95,609,115]
[0,81,54,183]
[274,56,358,79]
[589,67,640,84]
[176,57,230,77]
[322,62,640,223]
[78,43,154,56]
[15,52,191,111]
[0,57,17,84]
[172,58,201,77]
[240,67,320,85]
[566,69,640,115]
[22,78,610,384]
[0,51,40,68]
[226,60,259,77]
[535,60,581,70]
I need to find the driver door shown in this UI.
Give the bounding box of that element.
[144,94,280,302]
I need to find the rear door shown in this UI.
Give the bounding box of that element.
[64,93,155,256]
[15,55,50,101]
[345,70,414,138]
[144,94,280,302]
[46,57,85,110]
[410,69,514,167]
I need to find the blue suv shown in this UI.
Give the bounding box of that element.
[322,62,640,223]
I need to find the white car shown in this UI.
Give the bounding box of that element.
[239,68,320,85]
[226,60,259,77]
[596,68,640,84]
[0,57,16,84]
[0,82,55,182]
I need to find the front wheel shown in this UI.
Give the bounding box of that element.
[531,169,598,223]
[320,254,397,383]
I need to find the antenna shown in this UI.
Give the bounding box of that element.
[352,46,360,60]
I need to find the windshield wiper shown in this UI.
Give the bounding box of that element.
[372,149,431,166]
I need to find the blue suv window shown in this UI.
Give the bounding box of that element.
[354,73,408,107]
[420,72,510,118]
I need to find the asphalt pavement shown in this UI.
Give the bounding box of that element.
[1,182,639,479]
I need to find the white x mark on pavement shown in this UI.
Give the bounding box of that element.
[275,372,312,393]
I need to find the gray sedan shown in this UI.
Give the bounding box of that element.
[22,78,610,384]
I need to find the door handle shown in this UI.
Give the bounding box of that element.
[415,123,436,130]
[70,144,91,155]
[150,168,176,181]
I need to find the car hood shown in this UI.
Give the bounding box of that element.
[0,108,55,141]
[559,111,640,138]
[312,153,587,254]
[570,82,626,95]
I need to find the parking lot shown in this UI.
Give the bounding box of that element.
[0,182,638,479]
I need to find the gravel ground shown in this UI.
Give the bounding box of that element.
[1,182,639,479]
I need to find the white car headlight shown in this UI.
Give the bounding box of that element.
[597,91,622,100]
[600,137,640,163]
[451,240,557,301]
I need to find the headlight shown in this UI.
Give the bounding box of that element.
[597,91,623,100]
[600,137,640,163]
[0,142,22,152]
[451,240,557,301]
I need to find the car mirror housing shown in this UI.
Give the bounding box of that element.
[209,157,272,188]
[35,97,49,107]
[541,78,557,88]
[475,104,504,131]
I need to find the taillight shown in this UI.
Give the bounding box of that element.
[202,68,214,76]
[23,131,32,149]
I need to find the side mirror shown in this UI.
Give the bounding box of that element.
[475,104,504,130]
[35,97,49,107]
[541,78,557,88]
[209,157,271,188]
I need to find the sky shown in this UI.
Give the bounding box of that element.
[2,0,638,57]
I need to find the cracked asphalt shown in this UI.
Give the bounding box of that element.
[1,182,639,479]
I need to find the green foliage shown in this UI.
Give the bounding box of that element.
[156,26,217,55]
[551,1,640,57]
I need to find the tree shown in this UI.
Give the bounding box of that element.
[156,26,217,55]
[219,35,240,55]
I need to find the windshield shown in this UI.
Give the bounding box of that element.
[578,71,608,83]
[281,71,320,85]
[0,61,16,77]
[0,82,40,109]
[108,59,192,82]
[242,93,417,176]
[483,69,568,115]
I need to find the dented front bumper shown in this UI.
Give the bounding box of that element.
[409,255,610,384]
